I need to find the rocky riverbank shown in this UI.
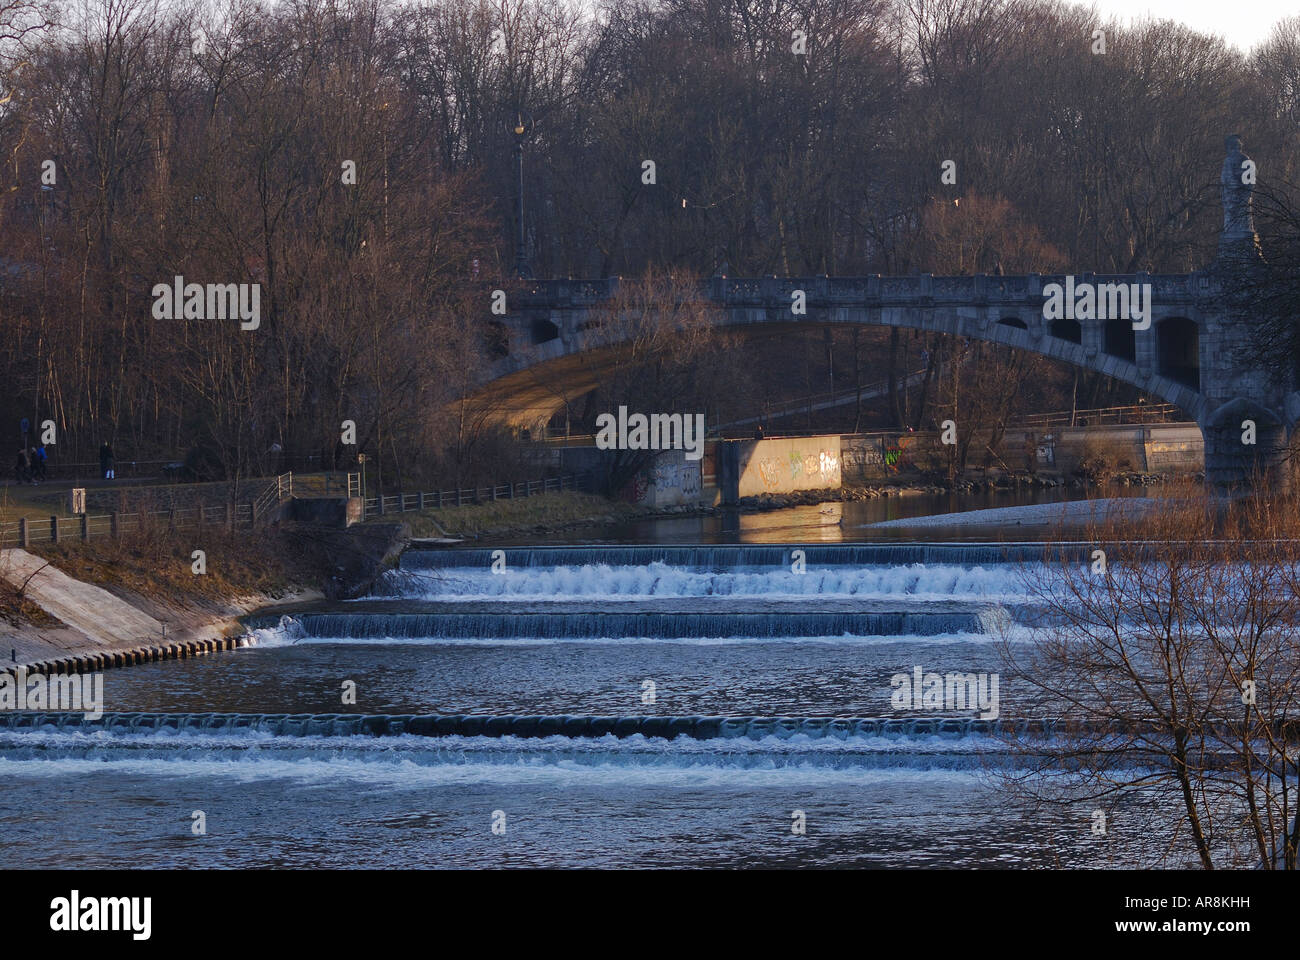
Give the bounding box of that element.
[733,471,1193,511]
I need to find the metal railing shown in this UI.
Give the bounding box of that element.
[249,473,289,524]
[361,474,588,519]
[1011,402,1182,430]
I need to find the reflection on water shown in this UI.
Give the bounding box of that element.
[493,485,1151,545]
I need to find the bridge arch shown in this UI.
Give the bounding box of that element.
[1157,316,1200,391]
[478,292,1209,430]
[1103,317,1136,363]
[1050,317,1082,344]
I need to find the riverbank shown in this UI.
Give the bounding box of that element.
[0,523,342,669]
[395,474,1190,540]
[403,491,693,540]
[0,477,1182,671]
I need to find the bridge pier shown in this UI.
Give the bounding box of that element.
[1200,399,1290,492]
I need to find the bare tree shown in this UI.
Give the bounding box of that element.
[1001,493,1300,868]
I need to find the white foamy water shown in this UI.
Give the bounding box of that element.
[0,729,1017,787]
[369,561,1037,602]
[251,627,1035,647]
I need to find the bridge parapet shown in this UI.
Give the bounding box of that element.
[507,271,1214,312]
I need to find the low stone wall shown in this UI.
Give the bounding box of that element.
[842,423,1204,481]
[288,496,363,527]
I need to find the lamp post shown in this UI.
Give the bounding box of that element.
[513,112,533,279]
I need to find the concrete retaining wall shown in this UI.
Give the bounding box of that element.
[627,450,712,507]
[559,445,719,507]
[289,496,364,527]
[843,422,1204,481]
[717,436,842,503]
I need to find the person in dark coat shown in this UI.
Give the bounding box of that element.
[99,442,115,480]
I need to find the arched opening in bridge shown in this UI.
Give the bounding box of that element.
[1103,318,1136,363]
[531,318,560,344]
[997,317,1028,330]
[1050,318,1082,344]
[1157,317,1200,390]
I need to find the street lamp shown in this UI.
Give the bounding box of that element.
[513,111,533,279]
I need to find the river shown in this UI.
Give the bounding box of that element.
[0,487,1185,869]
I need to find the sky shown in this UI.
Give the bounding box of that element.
[1089,0,1296,52]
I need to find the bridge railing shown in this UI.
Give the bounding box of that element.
[1013,403,1183,430]
[507,272,1212,309]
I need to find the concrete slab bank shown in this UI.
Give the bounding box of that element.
[0,548,318,676]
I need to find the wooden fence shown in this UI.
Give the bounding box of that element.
[0,472,590,546]
[0,503,258,547]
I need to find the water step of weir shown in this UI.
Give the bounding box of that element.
[323,598,1009,615]
[0,635,258,679]
[0,712,1064,738]
[11,712,1284,740]
[258,599,1015,639]
[399,543,1096,570]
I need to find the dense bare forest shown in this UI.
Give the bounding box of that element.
[2,0,1300,486]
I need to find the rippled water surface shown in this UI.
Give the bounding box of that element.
[0,502,1182,868]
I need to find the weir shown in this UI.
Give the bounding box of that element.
[399,542,1096,570]
[262,601,1013,639]
[5,712,1293,741]
[0,711,1146,739]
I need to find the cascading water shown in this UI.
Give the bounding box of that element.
[0,536,1154,868]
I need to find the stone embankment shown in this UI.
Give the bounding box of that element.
[0,546,310,677]
[0,520,411,676]
[734,472,1191,511]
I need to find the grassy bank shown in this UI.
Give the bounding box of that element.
[401,491,671,539]
[0,576,60,628]
[25,524,329,610]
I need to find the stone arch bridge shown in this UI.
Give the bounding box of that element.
[475,138,1293,490]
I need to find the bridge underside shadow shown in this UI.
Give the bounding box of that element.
[468,313,1204,434]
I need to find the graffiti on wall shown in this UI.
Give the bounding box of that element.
[757,459,782,491]
[882,435,914,473]
[786,449,840,483]
[653,458,701,497]
[626,473,650,503]
[850,443,884,467]
[625,455,704,504]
